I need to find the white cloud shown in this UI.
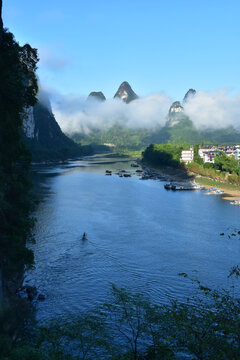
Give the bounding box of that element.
[184,89,240,130]
[52,92,172,134]
[41,87,240,134]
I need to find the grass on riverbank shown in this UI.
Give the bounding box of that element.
[105,150,143,158]
[195,176,240,191]
[194,175,240,200]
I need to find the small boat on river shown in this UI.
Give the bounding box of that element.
[204,187,224,195]
[230,199,240,206]
[164,182,202,191]
[82,232,87,240]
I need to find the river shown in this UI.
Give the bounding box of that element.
[26,155,240,320]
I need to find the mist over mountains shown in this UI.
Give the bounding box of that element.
[52,82,172,134]
[49,82,240,139]
[27,81,240,152]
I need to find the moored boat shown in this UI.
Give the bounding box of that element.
[204,187,224,195]
[164,182,203,191]
[230,199,240,206]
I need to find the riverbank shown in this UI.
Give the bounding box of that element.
[105,150,143,158]
[141,160,194,182]
[194,176,240,201]
[141,160,240,201]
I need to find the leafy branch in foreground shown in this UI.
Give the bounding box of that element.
[3,275,239,360]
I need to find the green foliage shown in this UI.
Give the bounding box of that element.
[0,28,38,280]
[193,144,203,165]
[214,151,239,174]
[167,118,201,144]
[188,147,240,185]
[3,277,240,359]
[142,143,183,168]
[71,126,151,151]
[72,117,240,154]
[203,162,214,169]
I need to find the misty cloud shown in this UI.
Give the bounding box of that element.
[52,92,172,134]
[42,87,240,134]
[184,90,240,130]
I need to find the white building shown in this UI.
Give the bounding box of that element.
[180,146,194,163]
[202,151,217,163]
[198,146,216,159]
[235,148,240,163]
[180,144,240,164]
[225,150,235,157]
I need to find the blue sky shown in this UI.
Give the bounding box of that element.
[3,0,240,100]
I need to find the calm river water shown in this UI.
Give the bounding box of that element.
[26,155,240,320]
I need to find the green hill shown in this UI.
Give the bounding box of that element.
[70,118,240,152]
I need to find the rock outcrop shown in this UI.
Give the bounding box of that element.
[166,101,185,127]
[166,89,196,127]
[87,91,106,101]
[23,92,88,161]
[114,81,138,103]
[183,88,196,104]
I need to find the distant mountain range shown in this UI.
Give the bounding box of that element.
[73,83,240,150]
[24,82,240,159]
[87,81,138,104]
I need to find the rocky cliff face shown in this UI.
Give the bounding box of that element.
[88,91,106,101]
[166,101,185,127]
[168,101,184,115]
[183,88,196,104]
[0,0,3,44]
[23,95,87,161]
[166,89,196,127]
[23,107,35,138]
[114,81,138,103]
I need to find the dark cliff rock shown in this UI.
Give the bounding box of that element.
[24,101,92,161]
[168,101,184,114]
[0,0,3,44]
[114,81,138,103]
[183,88,196,104]
[166,101,185,127]
[88,91,106,102]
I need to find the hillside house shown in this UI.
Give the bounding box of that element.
[180,146,194,163]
